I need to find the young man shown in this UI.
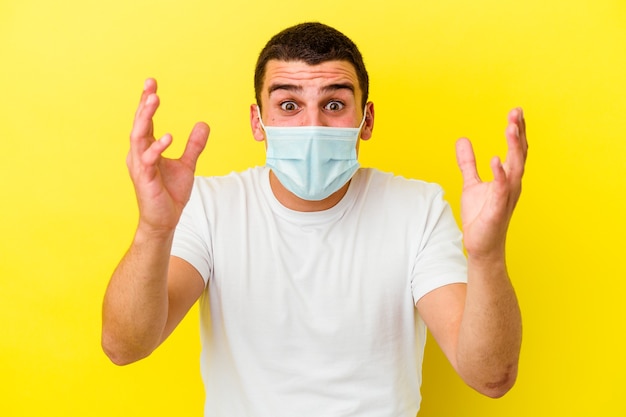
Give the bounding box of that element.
[102,22,526,416]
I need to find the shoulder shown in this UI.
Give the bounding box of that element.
[193,166,266,189]
[190,167,268,200]
[358,168,445,203]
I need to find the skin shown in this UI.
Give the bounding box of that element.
[101,79,208,364]
[250,60,374,212]
[102,59,527,399]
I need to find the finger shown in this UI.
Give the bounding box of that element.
[134,78,158,120]
[489,155,514,214]
[180,122,210,170]
[510,107,527,146]
[508,107,528,157]
[140,133,173,168]
[490,155,506,185]
[455,137,482,187]
[503,110,527,180]
[518,108,528,156]
[130,92,161,157]
[129,79,158,154]
[490,155,508,199]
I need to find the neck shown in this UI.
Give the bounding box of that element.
[269,170,350,212]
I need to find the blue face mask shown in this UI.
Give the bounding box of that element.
[258,108,366,201]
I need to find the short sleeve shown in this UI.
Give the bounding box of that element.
[171,179,213,284]
[410,189,467,304]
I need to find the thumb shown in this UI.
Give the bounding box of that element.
[181,122,210,169]
[455,137,481,187]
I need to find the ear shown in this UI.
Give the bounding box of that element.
[360,102,375,141]
[250,104,265,142]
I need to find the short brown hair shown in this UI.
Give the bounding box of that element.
[254,22,369,110]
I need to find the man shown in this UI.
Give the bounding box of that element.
[102,22,526,416]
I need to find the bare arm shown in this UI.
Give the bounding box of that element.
[418,108,527,398]
[101,79,209,365]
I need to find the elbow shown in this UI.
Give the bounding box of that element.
[471,365,518,399]
[102,347,137,367]
[478,379,516,399]
[101,330,151,366]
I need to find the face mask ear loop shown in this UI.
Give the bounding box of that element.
[357,106,368,137]
[256,105,267,132]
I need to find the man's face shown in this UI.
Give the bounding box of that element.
[258,59,365,129]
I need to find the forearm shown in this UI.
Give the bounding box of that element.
[101,225,174,365]
[456,254,522,398]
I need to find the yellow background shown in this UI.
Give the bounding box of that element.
[1,0,625,415]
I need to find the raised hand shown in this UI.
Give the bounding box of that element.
[127,78,210,234]
[455,108,528,259]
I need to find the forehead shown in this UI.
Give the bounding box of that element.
[262,59,360,95]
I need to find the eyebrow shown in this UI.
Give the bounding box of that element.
[267,82,356,96]
[268,83,302,96]
[321,83,355,94]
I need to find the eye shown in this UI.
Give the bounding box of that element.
[324,100,345,111]
[280,101,299,112]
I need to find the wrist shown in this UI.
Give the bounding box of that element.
[466,249,506,270]
[134,220,176,245]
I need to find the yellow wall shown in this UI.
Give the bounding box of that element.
[1,0,625,415]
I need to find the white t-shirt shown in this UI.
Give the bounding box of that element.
[172,167,467,417]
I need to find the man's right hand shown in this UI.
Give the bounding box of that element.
[127,78,210,234]
[102,79,209,365]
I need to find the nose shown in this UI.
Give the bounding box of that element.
[301,108,326,127]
